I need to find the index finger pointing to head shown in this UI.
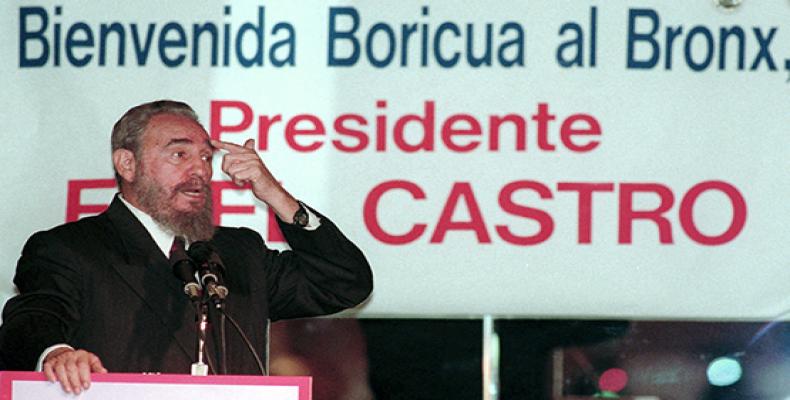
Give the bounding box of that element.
[211,139,249,153]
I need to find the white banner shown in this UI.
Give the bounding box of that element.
[2,0,788,319]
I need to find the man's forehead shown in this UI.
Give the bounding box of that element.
[144,113,210,144]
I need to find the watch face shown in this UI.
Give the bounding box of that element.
[294,206,309,227]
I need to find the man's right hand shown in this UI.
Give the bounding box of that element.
[42,347,108,394]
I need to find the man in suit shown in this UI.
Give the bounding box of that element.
[0,100,373,394]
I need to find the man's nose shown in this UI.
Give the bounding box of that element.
[189,157,212,179]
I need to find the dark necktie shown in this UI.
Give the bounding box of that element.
[170,236,186,260]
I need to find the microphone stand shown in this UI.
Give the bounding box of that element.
[170,239,213,376]
[191,300,211,376]
[184,242,267,376]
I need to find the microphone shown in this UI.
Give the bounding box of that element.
[189,241,229,304]
[170,238,202,302]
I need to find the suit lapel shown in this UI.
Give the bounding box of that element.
[104,196,196,364]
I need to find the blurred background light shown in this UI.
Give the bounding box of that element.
[599,368,629,393]
[706,357,742,386]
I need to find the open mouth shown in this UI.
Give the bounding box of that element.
[180,188,205,199]
[175,181,210,201]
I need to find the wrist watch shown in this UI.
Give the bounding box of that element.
[292,202,309,227]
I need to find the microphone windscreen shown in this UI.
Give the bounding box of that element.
[188,241,214,264]
[172,259,196,283]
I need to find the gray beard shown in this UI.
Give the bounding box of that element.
[132,173,215,242]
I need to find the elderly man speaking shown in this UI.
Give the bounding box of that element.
[0,100,373,394]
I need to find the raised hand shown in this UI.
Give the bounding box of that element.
[211,138,300,223]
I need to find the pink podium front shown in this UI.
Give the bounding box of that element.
[0,372,311,400]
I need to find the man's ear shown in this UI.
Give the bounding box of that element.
[112,149,137,183]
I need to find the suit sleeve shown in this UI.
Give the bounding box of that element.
[0,232,83,370]
[259,208,373,321]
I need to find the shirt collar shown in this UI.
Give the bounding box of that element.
[118,194,175,257]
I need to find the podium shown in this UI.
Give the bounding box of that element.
[0,372,311,400]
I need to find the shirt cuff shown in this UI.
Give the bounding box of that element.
[303,207,321,231]
[36,344,74,371]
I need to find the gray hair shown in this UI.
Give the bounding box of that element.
[111,100,200,186]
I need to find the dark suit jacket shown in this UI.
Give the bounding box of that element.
[0,196,372,374]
